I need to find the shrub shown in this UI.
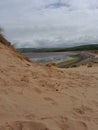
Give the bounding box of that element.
[87,63,92,67]
[70,64,77,68]
[46,62,58,67]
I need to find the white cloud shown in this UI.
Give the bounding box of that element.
[0,0,98,48]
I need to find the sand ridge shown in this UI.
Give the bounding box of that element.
[0,35,98,130]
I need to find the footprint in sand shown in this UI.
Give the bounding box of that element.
[73,108,85,115]
[0,121,51,130]
[24,113,35,120]
[44,97,58,105]
[59,116,88,130]
[73,105,93,117]
[33,87,42,94]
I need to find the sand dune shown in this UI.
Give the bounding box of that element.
[0,35,98,130]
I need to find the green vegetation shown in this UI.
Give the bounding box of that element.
[46,62,58,67]
[87,63,93,67]
[57,54,82,68]
[18,44,98,53]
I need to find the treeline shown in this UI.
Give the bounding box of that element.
[18,44,98,53]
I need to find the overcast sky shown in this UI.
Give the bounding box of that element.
[1,0,98,48]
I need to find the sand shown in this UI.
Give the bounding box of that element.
[0,35,98,130]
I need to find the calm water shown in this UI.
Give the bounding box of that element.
[23,52,78,65]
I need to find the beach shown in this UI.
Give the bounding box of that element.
[0,36,98,129]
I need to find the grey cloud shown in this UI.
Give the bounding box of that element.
[1,0,98,48]
[45,1,70,9]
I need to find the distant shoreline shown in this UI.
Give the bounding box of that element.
[18,44,98,53]
[22,51,96,68]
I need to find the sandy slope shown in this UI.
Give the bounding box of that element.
[0,38,98,129]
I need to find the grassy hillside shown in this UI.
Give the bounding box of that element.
[18,44,98,53]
